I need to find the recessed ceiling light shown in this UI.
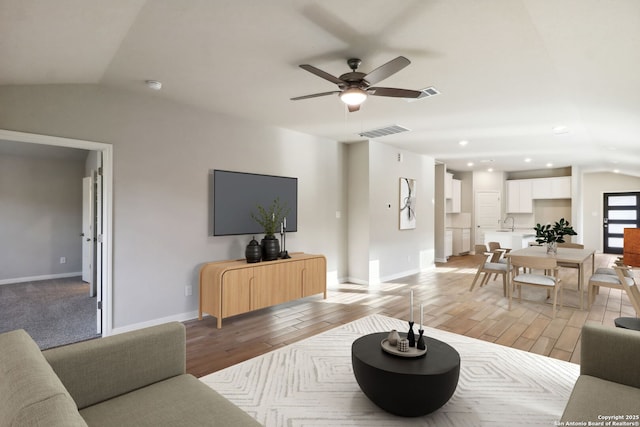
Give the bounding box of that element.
[546,163,553,167]
[487,168,494,172]
[553,125,569,135]
[614,169,620,173]
[524,158,532,163]
[145,80,162,90]
[459,140,468,146]
[467,162,474,167]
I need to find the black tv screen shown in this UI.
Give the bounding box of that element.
[211,170,298,236]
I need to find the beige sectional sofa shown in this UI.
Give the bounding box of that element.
[0,322,261,426]
[562,323,640,423]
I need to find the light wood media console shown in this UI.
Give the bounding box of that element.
[199,253,327,328]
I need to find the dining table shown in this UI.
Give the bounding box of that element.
[507,245,595,310]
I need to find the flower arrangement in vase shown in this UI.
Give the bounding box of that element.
[250,197,290,261]
[533,218,577,254]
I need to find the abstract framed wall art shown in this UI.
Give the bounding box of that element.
[399,177,416,230]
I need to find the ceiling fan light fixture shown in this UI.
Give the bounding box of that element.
[340,87,368,106]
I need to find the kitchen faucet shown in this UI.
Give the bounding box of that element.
[503,216,515,232]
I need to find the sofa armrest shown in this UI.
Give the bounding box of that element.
[580,323,640,389]
[43,322,186,409]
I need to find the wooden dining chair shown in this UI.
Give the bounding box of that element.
[469,245,510,296]
[508,255,563,318]
[487,241,511,278]
[588,265,640,315]
[488,241,511,262]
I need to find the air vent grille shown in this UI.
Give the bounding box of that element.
[359,124,410,139]
[406,86,440,102]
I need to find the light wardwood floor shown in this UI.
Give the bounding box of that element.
[185,252,638,378]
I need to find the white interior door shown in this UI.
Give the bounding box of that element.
[475,191,501,247]
[82,176,94,289]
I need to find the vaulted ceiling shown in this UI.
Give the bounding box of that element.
[1,0,639,174]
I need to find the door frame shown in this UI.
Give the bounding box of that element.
[0,129,113,337]
[82,175,94,287]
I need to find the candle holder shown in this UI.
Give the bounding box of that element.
[279,228,291,259]
[417,329,426,350]
[407,321,416,347]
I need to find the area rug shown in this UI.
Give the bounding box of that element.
[200,314,579,426]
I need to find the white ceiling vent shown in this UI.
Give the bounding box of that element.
[359,124,410,139]
[405,86,440,102]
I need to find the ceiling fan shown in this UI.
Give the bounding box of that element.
[291,56,422,112]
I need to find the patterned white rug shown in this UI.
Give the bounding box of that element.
[200,314,579,426]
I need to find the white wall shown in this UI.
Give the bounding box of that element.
[348,140,435,284]
[0,84,347,329]
[347,142,370,283]
[0,151,85,282]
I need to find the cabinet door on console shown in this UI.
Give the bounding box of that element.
[221,268,253,317]
[252,262,304,310]
[302,258,326,297]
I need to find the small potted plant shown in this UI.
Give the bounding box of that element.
[533,218,577,254]
[250,198,290,261]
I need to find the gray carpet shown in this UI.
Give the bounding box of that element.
[0,276,100,349]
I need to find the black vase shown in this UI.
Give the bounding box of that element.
[261,235,280,261]
[245,236,262,263]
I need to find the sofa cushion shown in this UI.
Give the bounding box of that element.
[43,321,186,409]
[561,375,640,423]
[79,374,261,427]
[0,329,87,427]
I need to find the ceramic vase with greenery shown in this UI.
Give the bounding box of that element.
[533,218,577,254]
[250,198,290,261]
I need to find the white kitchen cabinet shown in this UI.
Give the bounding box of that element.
[445,173,453,199]
[445,229,453,259]
[531,177,571,199]
[452,228,471,255]
[447,179,461,213]
[551,176,571,198]
[532,178,551,199]
[506,179,532,213]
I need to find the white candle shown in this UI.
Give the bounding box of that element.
[284,217,287,229]
[410,290,414,323]
[280,222,284,234]
[420,304,424,330]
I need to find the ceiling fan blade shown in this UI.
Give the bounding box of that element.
[299,64,344,85]
[290,91,340,101]
[363,56,411,86]
[347,104,361,113]
[369,87,422,98]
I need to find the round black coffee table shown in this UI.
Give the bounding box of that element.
[351,332,460,417]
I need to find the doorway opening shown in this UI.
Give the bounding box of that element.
[0,129,113,338]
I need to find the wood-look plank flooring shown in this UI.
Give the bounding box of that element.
[185,252,637,378]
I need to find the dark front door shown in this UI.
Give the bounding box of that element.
[603,192,640,254]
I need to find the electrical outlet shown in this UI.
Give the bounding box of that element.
[59,257,66,264]
[185,285,192,296]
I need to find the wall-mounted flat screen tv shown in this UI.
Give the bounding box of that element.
[210,169,298,236]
